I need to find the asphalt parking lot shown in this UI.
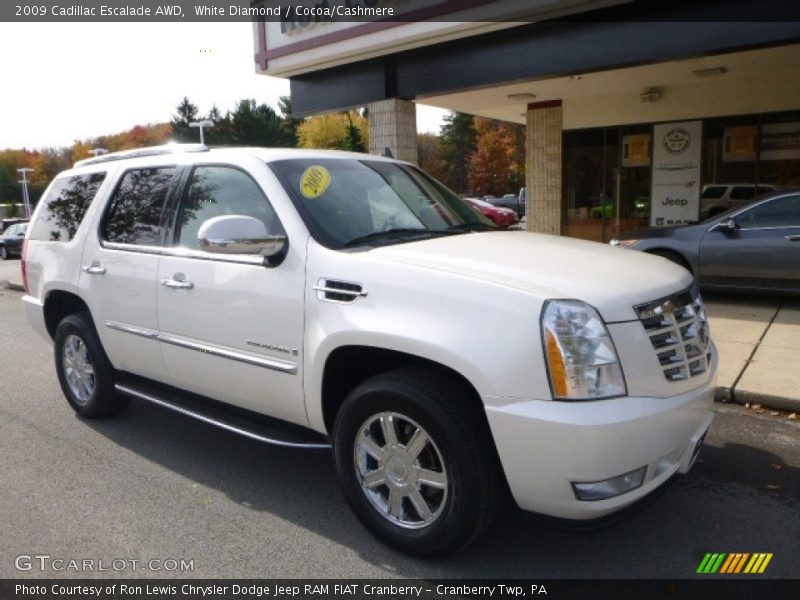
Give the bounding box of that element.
[0,278,798,579]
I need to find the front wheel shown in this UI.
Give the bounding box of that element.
[333,368,502,556]
[54,312,129,418]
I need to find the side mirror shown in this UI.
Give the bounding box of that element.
[713,218,738,234]
[198,215,287,261]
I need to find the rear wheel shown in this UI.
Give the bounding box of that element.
[333,368,502,556]
[54,312,129,418]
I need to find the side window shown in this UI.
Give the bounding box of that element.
[102,167,175,246]
[176,165,283,251]
[730,186,756,201]
[735,195,800,228]
[28,172,106,242]
[701,186,726,200]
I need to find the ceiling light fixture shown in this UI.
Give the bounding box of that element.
[692,67,727,78]
[507,92,537,101]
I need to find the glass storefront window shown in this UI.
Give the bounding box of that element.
[563,110,800,241]
[758,111,800,187]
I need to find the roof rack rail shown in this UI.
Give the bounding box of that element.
[73,143,209,167]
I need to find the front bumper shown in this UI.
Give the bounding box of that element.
[485,360,716,520]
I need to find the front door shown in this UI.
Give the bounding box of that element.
[699,193,800,292]
[156,161,307,426]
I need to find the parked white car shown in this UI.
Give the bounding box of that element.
[700,183,780,219]
[22,145,715,556]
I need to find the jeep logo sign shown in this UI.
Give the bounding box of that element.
[651,121,702,227]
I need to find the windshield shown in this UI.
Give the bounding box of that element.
[269,158,495,249]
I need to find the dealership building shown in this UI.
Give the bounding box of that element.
[254,0,800,242]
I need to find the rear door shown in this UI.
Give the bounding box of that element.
[79,166,179,381]
[699,193,800,292]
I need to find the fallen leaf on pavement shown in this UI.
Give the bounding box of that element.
[770,411,780,416]
[751,404,762,410]
[770,464,784,470]
[767,484,781,491]
[789,413,797,420]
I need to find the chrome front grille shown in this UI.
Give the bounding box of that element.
[635,287,710,382]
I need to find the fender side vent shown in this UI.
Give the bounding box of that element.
[314,278,366,304]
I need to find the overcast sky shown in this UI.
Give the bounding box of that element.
[0,22,447,150]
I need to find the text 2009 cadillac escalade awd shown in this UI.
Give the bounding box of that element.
[22,145,715,556]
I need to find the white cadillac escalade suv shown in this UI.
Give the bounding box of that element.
[22,144,715,556]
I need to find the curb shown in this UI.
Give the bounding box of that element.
[4,276,24,291]
[730,389,800,414]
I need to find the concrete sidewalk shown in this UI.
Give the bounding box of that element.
[4,272,799,412]
[707,293,800,413]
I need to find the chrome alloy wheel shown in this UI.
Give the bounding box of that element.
[62,334,96,405]
[354,412,448,529]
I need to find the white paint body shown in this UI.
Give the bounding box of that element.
[23,147,715,520]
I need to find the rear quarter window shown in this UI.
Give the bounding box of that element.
[28,172,107,241]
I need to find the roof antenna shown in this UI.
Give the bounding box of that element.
[382,147,394,158]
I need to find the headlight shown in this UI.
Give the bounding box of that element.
[541,300,627,400]
[610,238,638,248]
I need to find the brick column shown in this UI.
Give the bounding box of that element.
[525,100,563,235]
[368,98,418,164]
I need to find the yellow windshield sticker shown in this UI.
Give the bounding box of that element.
[300,165,331,199]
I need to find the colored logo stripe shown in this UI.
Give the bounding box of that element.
[697,553,773,574]
[744,553,773,574]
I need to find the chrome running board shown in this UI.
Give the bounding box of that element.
[115,379,330,450]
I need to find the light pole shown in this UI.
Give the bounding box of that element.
[17,168,33,219]
[189,120,214,145]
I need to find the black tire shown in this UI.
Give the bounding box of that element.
[648,249,692,274]
[54,312,130,418]
[0,245,7,260]
[333,367,503,556]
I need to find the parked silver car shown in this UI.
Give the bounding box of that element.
[612,189,800,295]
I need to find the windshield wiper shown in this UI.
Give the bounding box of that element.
[444,222,499,232]
[344,228,449,248]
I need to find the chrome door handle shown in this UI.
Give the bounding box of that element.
[160,276,194,290]
[82,263,106,275]
[785,235,800,242]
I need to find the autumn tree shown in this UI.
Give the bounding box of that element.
[467,117,526,196]
[417,133,447,183]
[297,111,368,151]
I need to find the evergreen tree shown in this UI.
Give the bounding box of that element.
[171,97,200,143]
[344,112,366,152]
[278,96,300,147]
[439,112,477,193]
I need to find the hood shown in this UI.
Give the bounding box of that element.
[369,231,694,322]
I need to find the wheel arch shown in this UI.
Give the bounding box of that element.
[320,345,490,439]
[43,290,92,340]
[645,247,694,275]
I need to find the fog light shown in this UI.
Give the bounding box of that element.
[572,466,647,501]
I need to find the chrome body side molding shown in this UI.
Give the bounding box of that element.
[106,320,297,374]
